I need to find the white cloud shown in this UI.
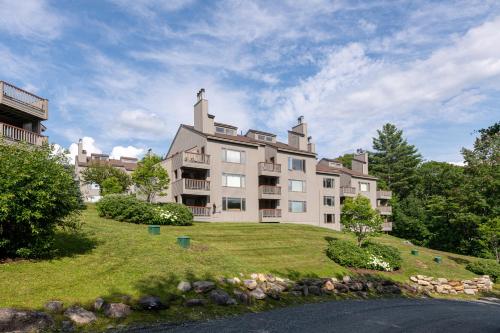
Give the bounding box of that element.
[67,137,102,164]
[110,146,144,159]
[64,136,144,163]
[0,0,65,40]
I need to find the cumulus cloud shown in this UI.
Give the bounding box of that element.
[110,145,144,160]
[67,137,102,164]
[64,136,144,164]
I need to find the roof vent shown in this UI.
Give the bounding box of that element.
[298,115,304,124]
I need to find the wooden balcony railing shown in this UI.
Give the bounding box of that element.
[1,81,48,112]
[258,162,281,173]
[377,190,392,199]
[0,122,46,145]
[377,206,392,214]
[188,206,211,217]
[184,178,210,191]
[260,209,282,218]
[184,152,210,164]
[340,186,356,196]
[259,185,281,195]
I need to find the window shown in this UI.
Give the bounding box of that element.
[323,196,335,206]
[265,136,273,142]
[289,200,307,213]
[222,173,245,188]
[359,182,370,192]
[222,197,246,211]
[257,134,274,142]
[288,179,306,192]
[323,178,335,188]
[226,129,235,136]
[222,149,245,164]
[324,214,335,223]
[328,161,342,168]
[216,126,225,134]
[288,157,306,171]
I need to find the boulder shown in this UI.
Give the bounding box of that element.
[94,298,105,311]
[44,301,64,313]
[301,278,324,287]
[64,306,97,325]
[275,277,285,283]
[138,296,167,311]
[342,276,351,283]
[244,279,258,290]
[249,288,267,300]
[409,276,418,283]
[435,285,445,293]
[177,281,192,292]
[266,274,276,282]
[334,283,349,293]
[185,299,207,307]
[61,320,74,332]
[250,273,258,280]
[464,289,476,295]
[227,277,241,285]
[417,280,430,286]
[265,290,281,300]
[437,278,448,284]
[331,277,339,283]
[193,281,215,293]
[449,289,458,295]
[257,273,267,282]
[448,281,461,287]
[454,285,464,291]
[348,282,364,291]
[0,308,54,333]
[308,286,322,296]
[103,303,131,319]
[233,290,251,305]
[324,280,335,291]
[209,289,235,306]
[290,291,303,297]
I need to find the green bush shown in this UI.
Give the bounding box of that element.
[96,195,193,226]
[466,260,500,282]
[0,143,82,258]
[154,203,193,226]
[326,239,401,271]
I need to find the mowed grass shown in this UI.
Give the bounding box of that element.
[0,205,482,310]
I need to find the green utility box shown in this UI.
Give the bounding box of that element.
[148,225,160,235]
[411,249,419,256]
[177,236,190,249]
[434,256,442,264]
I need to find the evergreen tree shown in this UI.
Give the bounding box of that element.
[370,123,422,198]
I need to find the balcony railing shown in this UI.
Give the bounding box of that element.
[340,186,356,196]
[377,206,392,214]
[0,122,46,145]
[172,151,210,169]
[377,190,392,199]
[258,162,281,173]
[188,206,211,217]
[0,81,48,119]
[382,222,393,231]
[259,185,281,195]
[184,178,210,191]
[260,209,282,218]
[184,152,210,164]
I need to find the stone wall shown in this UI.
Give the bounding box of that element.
[409,275,493,295]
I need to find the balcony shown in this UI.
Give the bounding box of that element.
[259,209,282,222]
[1,122,47,146]
[172,178,210,196]
[377,190,392,200]
[0,81,48,120]
[258,162,281,176]
[172,151,211,170]
[382,222,393,231]
[258,185,281,199]
[377,206,392,215]
[340,186,357,197]
[187,206,211,217]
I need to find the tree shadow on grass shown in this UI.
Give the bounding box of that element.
[446,256,470,265]
[52,230,99,259]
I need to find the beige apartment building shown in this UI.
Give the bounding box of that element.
[160,89,392,231]
[0,81,48,145]
[74,139,138,202]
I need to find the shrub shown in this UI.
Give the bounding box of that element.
[466,260,500,282]
[154,203,193,226]
[0,143,82,258]
[326,239,401,272]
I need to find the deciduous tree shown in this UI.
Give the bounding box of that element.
[341,195,383,247]
[132,152,170,203]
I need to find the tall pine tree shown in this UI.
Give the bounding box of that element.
[370,124,422,198]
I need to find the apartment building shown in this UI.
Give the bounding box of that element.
[160,89,392,231]
[74,139,138,202]
[0,81,48,145]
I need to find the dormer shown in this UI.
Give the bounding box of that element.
[245,129,276,143]
[328,161,343,168]
[214,122,237,136]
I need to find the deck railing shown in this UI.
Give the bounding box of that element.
[340,186,356,195]
[184,152,210,164]
[377,190,392,199]
[1,81,48,112]
[377,206,392,214]
[0,122,46,145]
[188,206,211,217]
[260,209,282,218]
[258,162,281,173]
[259,185,281,195]
[184,178,210,191]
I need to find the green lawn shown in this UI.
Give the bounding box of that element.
[0,204,485,312]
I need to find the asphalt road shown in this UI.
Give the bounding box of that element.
[121,298,500,333]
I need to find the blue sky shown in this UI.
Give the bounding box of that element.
[1,0,499,163]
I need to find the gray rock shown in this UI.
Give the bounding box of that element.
[308,285,322,296]
[61,320,74,332]
[64,306,97,325]
[138,296,167,311]
[233,290,251,305]
[94,298,105,311]
[266,290,281,300]
[302,285,309,297]
[249,288,267,300]
[193,281,216,293]
[0,308,54,332]
[290,291,303,297]
[464,289,476,295]
[334,283,349,293]
[379,285,402,294]
[244,279,258,290]
[177,281,192,292]
[120,295,132,304]
[44,300,63,313]
[104,303,131,319]
[348,282,364,291]
[301,278,324,287]
[342,276,351,283]
[185,299,207,307]
[209,289,234,306]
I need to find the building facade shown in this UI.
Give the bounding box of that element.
[74,139,138,202]
[160,89,392,231]
[0,81,48,145]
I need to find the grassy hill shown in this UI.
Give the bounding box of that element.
[1,204,486,312]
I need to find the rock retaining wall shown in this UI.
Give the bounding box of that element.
[409,275,493,295]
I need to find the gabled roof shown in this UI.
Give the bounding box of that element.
[316,159,377,180]
[214,122,237,129]
[246,129,276,137]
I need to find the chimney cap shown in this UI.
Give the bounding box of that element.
[197,88,206,101]
[298,115,304,124]
[307,136,312,143]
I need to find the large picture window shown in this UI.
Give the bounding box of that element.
[288,179,306,192]
[288,157,305,171]
[222,173,245,188]
[323,178,335,188]
[222,197,246,211]
[359,182,370,192]
[222,149,245,164]
[288,200,307,213]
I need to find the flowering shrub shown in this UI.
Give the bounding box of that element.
[153,203,193,226]
[367,255,392,271]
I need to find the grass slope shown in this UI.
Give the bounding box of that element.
[0,205,483,311]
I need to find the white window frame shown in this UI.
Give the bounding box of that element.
[323,196,335,207]
[323,177,335,188]
[324,213,335,223]
[288,179,306,192]
[288,200,307,213]
[222,148,245,164]
[288,157,306,172]
[222,173,246,188]
[359,182,370,192]
[222,197,246,211]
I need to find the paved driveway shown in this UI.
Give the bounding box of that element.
[120,298,500,333]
